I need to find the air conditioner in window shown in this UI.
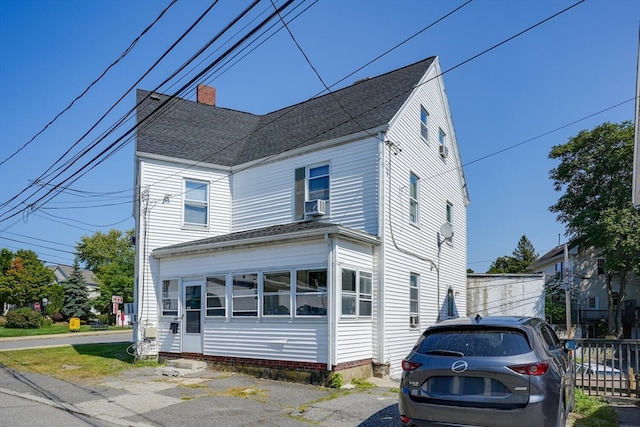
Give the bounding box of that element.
[439,145,449,158]
[304,199,326,217]
[409,315,419,328]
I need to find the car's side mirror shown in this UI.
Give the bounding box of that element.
[564,340,578,351]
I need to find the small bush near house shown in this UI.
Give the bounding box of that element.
[5,308,43,329]
[97,314,111,325]
[328,372,343,388]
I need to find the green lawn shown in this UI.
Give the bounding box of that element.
[0,324,128,338]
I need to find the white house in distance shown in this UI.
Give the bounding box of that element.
[133,56,469,381]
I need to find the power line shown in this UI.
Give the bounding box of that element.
[0,0,179,168]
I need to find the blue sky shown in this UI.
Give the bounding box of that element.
[0,0,638,273]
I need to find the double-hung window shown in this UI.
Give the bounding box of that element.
[296,269,327,315]
[294,164,330,220]
[597,258,605,275]
[445,202,453,243]
[410,173,419,224]
[420,106,429,142]
[161,279,178,316]
[439,128,446,146]
[232,273,258,316]
[206,275,226,317]
[184,179,208,227]
[263,271,291,316]
[409,273,419,328]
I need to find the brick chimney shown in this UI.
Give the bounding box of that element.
[197,84,216,106]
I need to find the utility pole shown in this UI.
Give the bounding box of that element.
[564,244,572,338]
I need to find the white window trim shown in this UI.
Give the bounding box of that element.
[161,278,179,317]
[420,106,429,143]
[183,178,209,228]
[340,268,372,319]
[409,273,419,328]
[409,172,420,225]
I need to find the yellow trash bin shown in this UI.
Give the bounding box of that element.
[69,317,80,332]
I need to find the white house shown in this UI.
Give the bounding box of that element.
[133,56,469,381]
[530,244,640,338]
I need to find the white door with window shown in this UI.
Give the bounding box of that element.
[182,278,203,354]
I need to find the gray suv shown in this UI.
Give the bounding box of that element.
[399,316,577,427]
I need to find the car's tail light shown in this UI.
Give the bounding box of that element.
[402,359,422,371]
[508,361,550,376]
[400,415,411,424]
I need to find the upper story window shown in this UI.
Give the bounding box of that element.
[161,279,178,316]
[206,275,226,317]
[588,297,597,309]
[295,164,330,220]
[341,269,372,318]
[232,273,258,317]
[263,271,291,316]
[184,179,208,227]
[439,128,446,146]
[446,202,453,224]
[420,106,429,142]
[410,172,419,224]
[597,258,605,275]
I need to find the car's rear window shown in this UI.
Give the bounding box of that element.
[417,329,532,357]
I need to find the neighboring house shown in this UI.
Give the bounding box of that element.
[48,264,100,300]
[467,274,545,319]
[530,244,640,338]
[133,56,469,381]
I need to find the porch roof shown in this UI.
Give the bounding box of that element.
[152,221,380,259]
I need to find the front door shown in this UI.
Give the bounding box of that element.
[182,278,203,354]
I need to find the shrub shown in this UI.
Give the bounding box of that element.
[328,372,343,388]
[0,316,6,327]
[51,312,64,323]
[5,308,42,329]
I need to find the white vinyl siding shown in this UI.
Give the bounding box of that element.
[231,137,379,234]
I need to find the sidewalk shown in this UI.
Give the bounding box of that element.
[0,328,132,342]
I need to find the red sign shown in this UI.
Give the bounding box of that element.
[34,302,40,311]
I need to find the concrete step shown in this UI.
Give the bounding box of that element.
[166,358,207,372]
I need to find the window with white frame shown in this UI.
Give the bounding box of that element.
[184,179,208,226]
[161,279,178,316]
[410,172,419,224]
[294,164,330,220]
[410,273,419,328]
[446,202,453,224]
[232,273,258,316]
[341,269,373,317]
[296,269,327,315]
[439,128,446,146]
[206,275,226,317]
[359,272,372,316]
[597,258,605,275]
[263,271,291,316]
[420,106,429,142]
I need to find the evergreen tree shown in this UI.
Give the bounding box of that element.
[61,258,91,319]
[487,235,538,273]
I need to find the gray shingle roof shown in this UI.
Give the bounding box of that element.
[136,57,435,166]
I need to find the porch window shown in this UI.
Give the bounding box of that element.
[410,172,419,224]
[342,269,357,316]
[410,273,419,328]
[359,272,372,316]
[206,275,226,317]
[263,271,291,316]
[184,179,208,227]
[161,279,178,316]
[597,258,605,275]
[232,273,258,316]
[296,269,327,316]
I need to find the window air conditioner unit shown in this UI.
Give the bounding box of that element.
[304,199,326,217]
[439,145,449,158]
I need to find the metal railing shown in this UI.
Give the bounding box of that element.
[573,339,640,397]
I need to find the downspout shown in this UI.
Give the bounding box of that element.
[326,233,335,371]
[385,140,442,322]
[376,132,387,367]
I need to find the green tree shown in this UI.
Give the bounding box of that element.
[487,235,538,273]
[549,121,640,337]
[61,258,91,319]
[0,249,53,307]
[76,229,134,315]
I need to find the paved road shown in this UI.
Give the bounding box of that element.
[0,330,132,352]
